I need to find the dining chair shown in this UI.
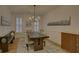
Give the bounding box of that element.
[8,31,15,44]
[40,29,46,46]
[26,33,34,51]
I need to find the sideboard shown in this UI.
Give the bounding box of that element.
[61,32,79,53]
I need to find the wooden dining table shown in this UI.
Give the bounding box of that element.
[28,32,49,51]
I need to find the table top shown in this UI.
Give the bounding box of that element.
[28,32,49,39]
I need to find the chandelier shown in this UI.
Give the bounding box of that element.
[28,5,36,22]
[31,5,37,22]
[28,5,40,22]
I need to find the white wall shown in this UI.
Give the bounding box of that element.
[0,6,12,36]
[43,6,79,45]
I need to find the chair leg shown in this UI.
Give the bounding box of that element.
[26,44,29,51]
[43,41,45,46]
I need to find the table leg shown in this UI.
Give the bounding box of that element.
[34,39,43,51]
[34,39,39,51]
[38,39,43,50]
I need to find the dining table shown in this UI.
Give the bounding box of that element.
[28,32,49,51]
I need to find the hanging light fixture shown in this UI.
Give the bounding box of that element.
[33,5,36,22]
[29,5,36,22]
[29,5,40,22]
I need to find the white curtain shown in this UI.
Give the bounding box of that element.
[16,17,22,32]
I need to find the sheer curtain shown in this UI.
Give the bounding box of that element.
[16,17,22,32]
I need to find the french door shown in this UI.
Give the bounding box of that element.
[16,17,22,32]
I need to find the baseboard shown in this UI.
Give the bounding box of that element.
[47,39,61,47]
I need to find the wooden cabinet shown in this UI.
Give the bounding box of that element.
[61,32,79,53]
[75,35,79,52]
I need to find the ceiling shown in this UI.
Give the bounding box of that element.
[8,5,59,16]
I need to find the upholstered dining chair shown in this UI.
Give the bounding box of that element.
[40,29,46,46]
[25,32,34,51]
[8,31,15,43]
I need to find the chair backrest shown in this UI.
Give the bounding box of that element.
[27,34,33,42]
[27,35,31,41]
[8,31,15,43]
[10,31,15,36]
[11,32,14,36]
[10,31,15,39]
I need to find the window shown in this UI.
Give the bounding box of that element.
[34,16,40,32]
[16,17,22,32]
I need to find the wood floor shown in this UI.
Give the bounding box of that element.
[7,36,68,53]
[4,34,68,53]
[8,38,19,53]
